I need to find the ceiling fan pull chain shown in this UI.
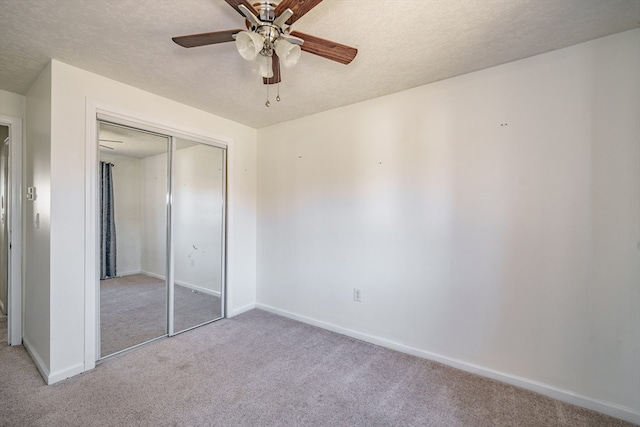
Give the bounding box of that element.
[276,83,281,102]
[265,82,271,107]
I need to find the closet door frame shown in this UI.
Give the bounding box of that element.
[167,136,175,337]
[85,99,229,367]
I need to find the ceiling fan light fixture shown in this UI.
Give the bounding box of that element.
[275,38,301,69]
[235,30,264,61]
[253,54,274,78]
[173,0,358,93]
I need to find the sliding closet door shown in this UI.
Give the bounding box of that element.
[98,122,169,358]
[96,118,227,359]
[172,139,225,334]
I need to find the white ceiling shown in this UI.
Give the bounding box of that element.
[1,0,638,129]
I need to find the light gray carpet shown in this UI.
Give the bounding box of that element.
[0,310,634,426]
[100,274,221,357]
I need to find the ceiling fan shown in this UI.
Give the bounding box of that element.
[172,0,358,91]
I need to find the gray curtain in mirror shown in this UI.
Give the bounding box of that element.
[100,161,117,279]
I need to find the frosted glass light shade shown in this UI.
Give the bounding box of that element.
[236,31,264,61]
[275,39,301,69]
[252,54,273,78]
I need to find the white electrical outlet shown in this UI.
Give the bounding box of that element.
[353,288,362,302]
[27,186,36,201]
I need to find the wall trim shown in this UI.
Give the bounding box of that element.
[115,270,142,277]
[48,363,85,385]
[22,337,49,384]
[229,303,256,318]
[175,280,221,297]
[140,270,163,280]
[140,270,221,297]
[256,303,640,425]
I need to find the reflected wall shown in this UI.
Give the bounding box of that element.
[173,141,225,332]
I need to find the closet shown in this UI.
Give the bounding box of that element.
[97,120,226,359]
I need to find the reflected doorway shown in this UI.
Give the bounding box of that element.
[0,114,22,347]
[0,125,9,321]
[98,121,225,359]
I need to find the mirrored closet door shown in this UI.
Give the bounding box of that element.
[172,139,225,334]
[98,121,225,359]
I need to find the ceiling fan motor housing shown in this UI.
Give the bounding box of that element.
[254,1,277,22]
[257,25,279,55]
[248,1,292,56]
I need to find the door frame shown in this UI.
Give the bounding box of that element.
[0,114,23,346]
[84,99,230,369]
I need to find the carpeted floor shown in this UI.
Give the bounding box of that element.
[0,310,634,426]
[100,274,221,357]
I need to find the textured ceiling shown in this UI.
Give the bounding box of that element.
[1,0,639,128]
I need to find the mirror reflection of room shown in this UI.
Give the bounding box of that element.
[99,123,169,357]
[173,139,224,333]
[0,125,9,326]
[98,123,225,358]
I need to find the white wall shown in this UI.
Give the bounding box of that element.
[0,90,26,119]
[41,60,257,382]
[100,153,143,276]
[256,29,640,422]
[24,63,52,374]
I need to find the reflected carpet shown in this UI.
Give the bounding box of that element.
[100,273,221,357]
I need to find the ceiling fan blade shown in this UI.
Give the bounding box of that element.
[225,0,258,17]
[275,0,323,25]
[172,29,242,48]
[263,54,281,85]
[290,31,357,64]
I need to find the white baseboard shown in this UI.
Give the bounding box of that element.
[48,363,85,385]
[141,270,163,280]
[116,269,142,277]
[22,336,50,384]
[229,303,256,318]
[23,336,86,385]
[256,303,640,425]
[175,280,221,297]
[139,271,221,297]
